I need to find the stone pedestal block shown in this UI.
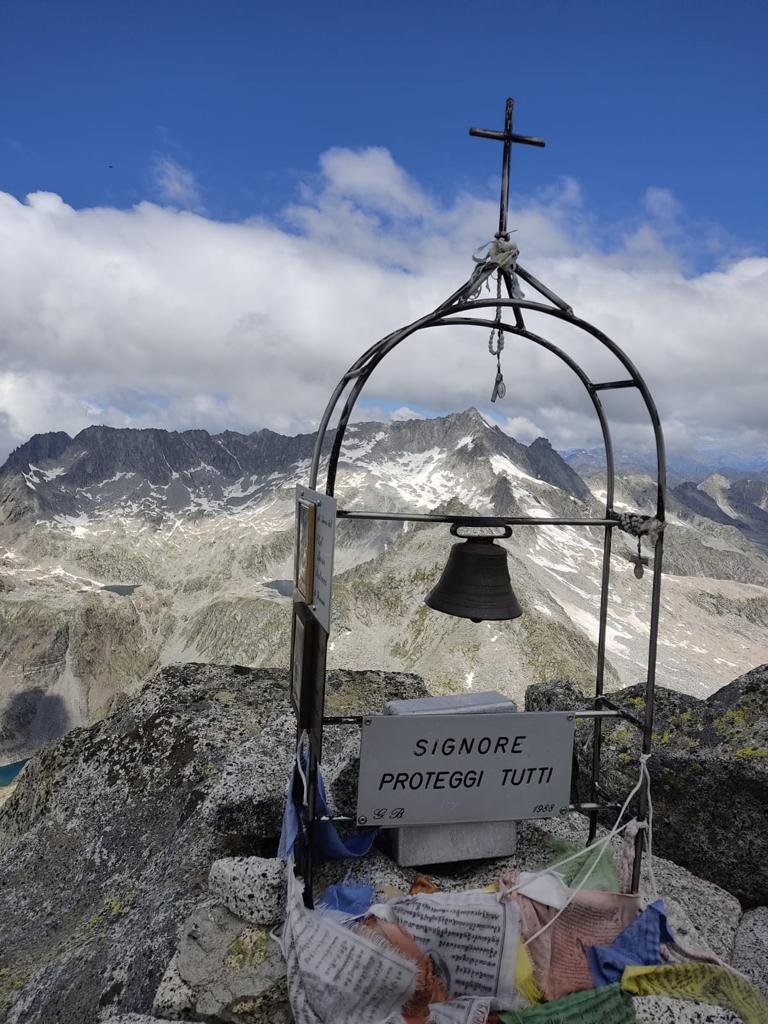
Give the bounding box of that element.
[385,691,518,867]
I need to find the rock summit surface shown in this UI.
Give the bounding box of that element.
[1,662,766,1023]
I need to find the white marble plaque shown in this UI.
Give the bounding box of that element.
[357,711,574,827]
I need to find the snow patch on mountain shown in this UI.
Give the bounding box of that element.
[489,454,551,487]
[558,602,632,659]
[29,464,68,482]
[52,513,91,537]
[341,429,387,459]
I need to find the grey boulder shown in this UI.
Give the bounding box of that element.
[152,901,290,1023]
[0,663,427,1023]
[209,856,286,926]
[732,905,768,1000]
[526,664,768,904]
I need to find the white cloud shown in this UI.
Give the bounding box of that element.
[389,406,421,422]
[317,147,432,218]
[643,186,682,226]
[151,155,204,211]
[0,149,766,467]
[498,415,546,444]
[351,404,423,425]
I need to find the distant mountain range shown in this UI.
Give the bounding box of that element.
[562,445,768,484]
[560,446,768,553]
[671,475,768,552]
[2,409,768,761]
[0,412,589,526]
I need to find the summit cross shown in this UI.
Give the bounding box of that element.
[469,97,545,239]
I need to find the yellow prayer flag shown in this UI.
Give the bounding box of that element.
[621,963,768,1024]
[515,940,544,1006]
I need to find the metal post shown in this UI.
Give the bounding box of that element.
[589,525,613,843]
[336,510,619,527]
[302,743,318,907]
[498,98,514,238]
[631,531,665,893]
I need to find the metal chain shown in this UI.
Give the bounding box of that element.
[489,271,506,402]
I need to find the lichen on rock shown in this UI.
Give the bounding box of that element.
[526,663,768,905]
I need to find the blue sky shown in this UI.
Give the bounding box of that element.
[0,0,766,463]
[2,0,766,244]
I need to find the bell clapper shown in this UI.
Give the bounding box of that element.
[631,536,649,579]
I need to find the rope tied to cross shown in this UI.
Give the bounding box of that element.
[608,512,665,544]
[609,512,665,578]
[472,235,521,272]
[467,237,526,402]
[468,236,526,300]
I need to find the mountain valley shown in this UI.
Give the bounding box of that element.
[2,409,767,761]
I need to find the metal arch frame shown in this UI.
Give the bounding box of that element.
[297,268,666,898]
[311,297,665,514]
[295,100,666,901]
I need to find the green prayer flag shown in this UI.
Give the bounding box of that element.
[500,983,636,1024]
[543,839,621,892]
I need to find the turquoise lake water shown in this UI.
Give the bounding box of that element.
[264,579,293,597]
[0,760,29,786]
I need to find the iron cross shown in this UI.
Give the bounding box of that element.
[470,98,545,239]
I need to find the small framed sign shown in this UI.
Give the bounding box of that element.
[294,497,317,602]
[290,601,315,724]
[294,486,336,633]
[289,601,328,756]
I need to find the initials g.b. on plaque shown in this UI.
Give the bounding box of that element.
[356,711,574,827]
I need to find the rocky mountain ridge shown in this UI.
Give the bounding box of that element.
[0,410,590,527]
[2,409,768,761]
[672,474,768,552]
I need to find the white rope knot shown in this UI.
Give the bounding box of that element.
[469,237,525,302]
[494,239,524,300]
[472,236,520,270]
[610,512,665,545]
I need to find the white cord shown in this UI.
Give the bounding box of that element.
[639,754,658,900]
[269,921,287,956]
[498,825,629,905]
[498,753,654,947]
[295,730,309,809]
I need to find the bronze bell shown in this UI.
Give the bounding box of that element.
[425,524,523,622]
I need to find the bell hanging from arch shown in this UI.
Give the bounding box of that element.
[425,524,523,623]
